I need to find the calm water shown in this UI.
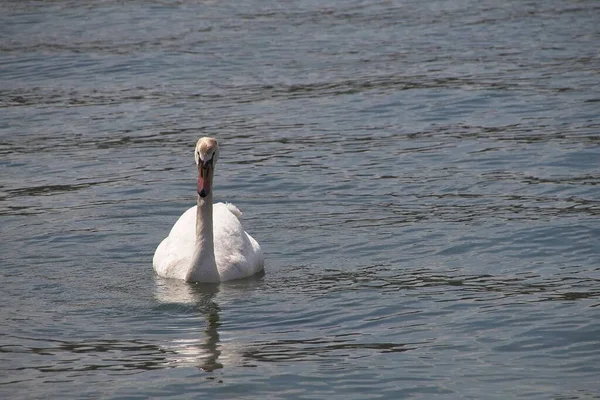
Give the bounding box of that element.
[1,0,600,398]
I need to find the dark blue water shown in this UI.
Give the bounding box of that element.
[1,0,599,398]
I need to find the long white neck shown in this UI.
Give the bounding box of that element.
[186,193,220,282]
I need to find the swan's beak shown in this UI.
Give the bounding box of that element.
[197,162,212,198]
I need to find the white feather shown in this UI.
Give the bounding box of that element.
[224,202,242,218]
[153,137,264,283]
[153,203,263,282]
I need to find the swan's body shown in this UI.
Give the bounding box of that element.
[153,137,264,283]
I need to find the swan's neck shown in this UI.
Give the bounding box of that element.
[186,193,220,282]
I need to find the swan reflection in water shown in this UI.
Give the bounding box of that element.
[153,277,246,372]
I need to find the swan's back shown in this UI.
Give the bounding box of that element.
[153,203,263,281]
[212,203,264,281]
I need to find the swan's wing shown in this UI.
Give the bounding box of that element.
[224,202,242,218]
[213,203,264,280]
[153,206,197,279]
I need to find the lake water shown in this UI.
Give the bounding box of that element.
[1,0,599,398]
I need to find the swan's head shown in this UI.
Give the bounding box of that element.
[195,137,219,198]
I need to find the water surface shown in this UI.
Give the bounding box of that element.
[1,0,599,398]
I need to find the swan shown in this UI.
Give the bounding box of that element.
[153,137,264,283]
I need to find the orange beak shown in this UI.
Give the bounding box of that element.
[197,162,212,198]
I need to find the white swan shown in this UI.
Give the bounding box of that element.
[153,137,264,283]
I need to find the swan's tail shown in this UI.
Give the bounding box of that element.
[225,202,242,218]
